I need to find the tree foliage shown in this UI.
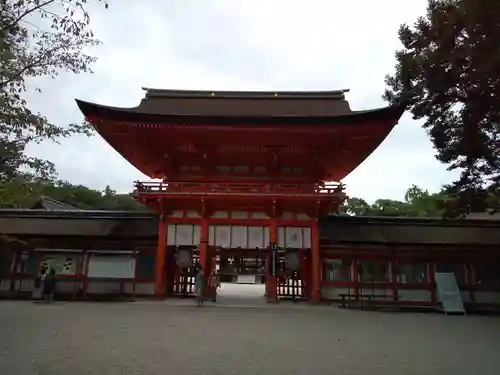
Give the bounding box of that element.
[384,0,500,216]
[0,0,108,181]
[339,185,446,217]
[0,177,147,211]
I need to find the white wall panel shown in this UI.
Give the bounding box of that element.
[175,224,193,246]
[192,225,201,245]
[232,211,248,219]
[278,227,286,247]
[87,256,136,279]
[186,210,200,218]
[167,224,176,245]
[277,226,312,248]
[215,225,231,248]
[231,226,247,248]
[285,227,303,248]
[209,226,216,246]
[252,211,269,219]
[263,227,270,247]
[302,227,312,248]
[248,226,264,248]
[211,211,229,218]
[169,210,183,218]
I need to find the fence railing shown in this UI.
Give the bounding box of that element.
[134,180,344,197]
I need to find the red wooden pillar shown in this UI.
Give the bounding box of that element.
[200,217,209,279]
[83,251,91,299]
[9,250,18,293]
[428,262,436,305]
[390,250,398,300]
[267,217,278,301]
[154,216,168,296]
[352,258,359,299]
[311,218,321,302]
[468,263,476,305]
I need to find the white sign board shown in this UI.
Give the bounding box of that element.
[435,272,466,315]
[87,256,136,279]
[237,275,256,284]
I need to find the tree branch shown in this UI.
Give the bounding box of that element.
[0,42,63,87]
[0,0,56,33]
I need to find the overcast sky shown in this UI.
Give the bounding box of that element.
[26,0,459,203]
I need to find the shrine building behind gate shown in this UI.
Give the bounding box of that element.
[1,207,500,309]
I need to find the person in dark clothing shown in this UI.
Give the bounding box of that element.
[194,264,205,306]
[42,268,56,303]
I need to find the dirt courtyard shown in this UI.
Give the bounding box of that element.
[0,300,498,375]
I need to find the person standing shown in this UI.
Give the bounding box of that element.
[209,272,221,302]
[42,268,56,303]
[194,265,205,306]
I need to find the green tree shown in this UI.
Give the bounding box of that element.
[403,184,445,217]
[383,0,500,216]
[1,0,108,181]
[338,185,446,217]
[0,179,147,211]
[370,199,412,217]
[340,197,372,216]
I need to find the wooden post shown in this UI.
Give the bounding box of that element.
[200,217,209,274]
[267,217,278,302]
[311,217,321,302]
[353,257,359,299]
[390,249,398,300]
[83,251,91,300]
[428,262,436,305]
[131,252,138,301]
[199,216,209,298]
[154,216,168,296]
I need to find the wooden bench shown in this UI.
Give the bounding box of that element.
[339,293,400,309]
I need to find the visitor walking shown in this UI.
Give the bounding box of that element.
[42,268,56,303]
[209,271,221,302]
[195,265,205,306]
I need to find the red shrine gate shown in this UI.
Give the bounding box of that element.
[134,181,344,301]
[76,88,404,302]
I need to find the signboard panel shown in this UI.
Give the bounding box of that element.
[435,272,466,315]
[237,275,256,284]
[87,256,136,279]
[269,242,279,276]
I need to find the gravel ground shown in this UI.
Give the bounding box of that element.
[0,300,499,375]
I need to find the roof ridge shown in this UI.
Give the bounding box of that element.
[37,196,82,211]
[142,88,351,100]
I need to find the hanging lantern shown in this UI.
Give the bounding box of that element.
[286,251,300,271]
[176,248,192,268]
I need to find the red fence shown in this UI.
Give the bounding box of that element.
[134,180,344,197]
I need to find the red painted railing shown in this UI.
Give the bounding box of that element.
[134,180,344,197]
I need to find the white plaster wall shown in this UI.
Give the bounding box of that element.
[359,287,392,296]
[321,286,352,300]
[252,212,269,219]
[14,278,34,291]
[474,291,500,305]
[0,279,10,292]
[124,282,154,295]
[56,281,83,294]
[461,291,472,304]
[399,289,432,302]
[86,280,122,294]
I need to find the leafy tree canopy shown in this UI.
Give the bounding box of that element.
[0,177,147,211]
[1,0,108,182]
[339,185,447,217]
[384,0,500,216]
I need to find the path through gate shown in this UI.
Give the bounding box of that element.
[275,249,309,300]
[170,246,199,297]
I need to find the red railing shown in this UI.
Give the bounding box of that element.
[134,180,344,197]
